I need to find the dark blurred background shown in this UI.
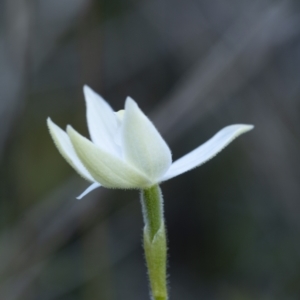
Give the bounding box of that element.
[0,0,300,299]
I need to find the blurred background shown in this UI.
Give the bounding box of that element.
[0,0,300,299]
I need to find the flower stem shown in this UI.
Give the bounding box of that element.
[141,185,168,300]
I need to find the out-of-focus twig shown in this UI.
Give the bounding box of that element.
[0,0,32,157]
[152,1,296,139]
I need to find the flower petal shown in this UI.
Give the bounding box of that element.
[122,97,172,181]
[67,126,153,189]
[162,124,254,181]
[77,182,101,200]
[84,85,120,156]
[47,118,95,182]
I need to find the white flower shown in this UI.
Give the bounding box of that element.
[47,85,253,199]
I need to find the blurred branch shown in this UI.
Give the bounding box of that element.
[0,263,45,300]
[0,0,33,157]
[0,0,92,157]
[152,1,297,139]
[32,0,91,70]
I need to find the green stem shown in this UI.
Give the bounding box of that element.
[141,185,168,300]
[141,185,163,240]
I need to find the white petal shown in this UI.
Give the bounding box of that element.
[84,85,120,156]
[162,124,254,181]
[77,182,101,200]
[67,126,153,189]
[47,118,95,182]
[121,97,172,181]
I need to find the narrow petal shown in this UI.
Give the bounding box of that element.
[162,124,254,181]
[77,182,101,200]
[84,85,120,156]
[67,126,153,189]
[47,118,95,182]
[122,97,172,181]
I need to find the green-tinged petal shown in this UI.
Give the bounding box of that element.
[162,124,254,181]
[84,85,120,157]
[47,118,94,182]
[67,126,153,189]
[122,97,172,181]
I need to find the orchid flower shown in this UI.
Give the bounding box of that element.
[47,85,253,300]
[47,85,253,199]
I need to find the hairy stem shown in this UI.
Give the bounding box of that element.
[141,185,168,300]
